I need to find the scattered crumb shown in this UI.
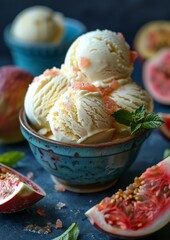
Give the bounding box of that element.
[26,171,34,179]
[55,219,63,229]
[37,207,46,217]
[54,184,66,192]
[55,202,66,210]
[24,223,52,234]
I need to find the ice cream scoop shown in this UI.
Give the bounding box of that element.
[11,6,65,44]
[48,81,115,144]
[64,30,136,87]
[23,28,153,145]
[24,67,70,134]
[109,78,153,113]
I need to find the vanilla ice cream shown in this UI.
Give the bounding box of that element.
[24,28,153,145]
[109,78,153,113]
[24,67,70,134]
[64,30,135,87]
[11,6,65,44]
[48,81,115,144]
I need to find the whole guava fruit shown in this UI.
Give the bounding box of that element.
[0,65,33,144]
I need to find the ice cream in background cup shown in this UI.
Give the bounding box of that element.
[4,5,86,76]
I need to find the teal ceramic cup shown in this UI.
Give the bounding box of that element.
[4,18,86,76]
[19,108,151,193]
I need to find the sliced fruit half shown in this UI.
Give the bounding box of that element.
[134,20,170,59]
[0,164,46,213]
[158,113,170,139]
[86,156,170,238]
[143,49,170,105]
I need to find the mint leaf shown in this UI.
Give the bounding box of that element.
[0,151,25,167]
[52,223,79,240]
[113,109,133,126]
[131,123,142,135]
[113,105,164,134]
[142,113,164,129]
[132,104,145,122]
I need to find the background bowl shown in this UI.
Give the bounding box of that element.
[4,18,86,76]
[19,108,151,193]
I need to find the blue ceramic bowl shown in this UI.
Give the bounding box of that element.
[4,18,86,76]
[19,108,150,193]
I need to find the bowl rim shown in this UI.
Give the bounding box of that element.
[4,17,86,49]
[19,108,150,149]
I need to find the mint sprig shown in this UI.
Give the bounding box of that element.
[113,104,164,134]
[52,223,79,240]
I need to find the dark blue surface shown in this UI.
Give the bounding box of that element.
[1,0,170,58]
[0,62,170,240]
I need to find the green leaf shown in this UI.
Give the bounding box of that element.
[130,123,142,135]
[113,109,133,126]
[163,149,170,159]
[142,113,164,129]
[133,104,145,122]
[52,223,79,240]
[113,104,164,134]
[135,104,145,116]
[0,151,25,167]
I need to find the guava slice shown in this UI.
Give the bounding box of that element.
[159,113,170,139]
[0,164,46,213]
[143,49,170,105]
[134,20,170,59]
[86,156,170,238]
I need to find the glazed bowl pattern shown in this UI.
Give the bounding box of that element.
[19,108,150,193]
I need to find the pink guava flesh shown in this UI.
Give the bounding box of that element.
[0,172,20,201]
[143,50,170,105]
[86,157,170,238]
[159,113,170,139]
[0,164,45,213]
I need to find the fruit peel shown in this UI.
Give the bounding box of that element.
[0,65,33,144]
